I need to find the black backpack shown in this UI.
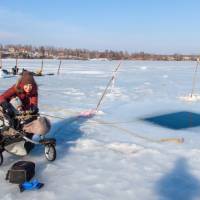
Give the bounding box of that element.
[6,161,35,184]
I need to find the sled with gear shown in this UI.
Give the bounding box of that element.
[0,107,56,166]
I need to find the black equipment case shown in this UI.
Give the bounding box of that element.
[6,161,35,184]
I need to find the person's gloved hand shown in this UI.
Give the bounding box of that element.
[29,105,39,115]
[4,117,11,127]
[0,101,14,117]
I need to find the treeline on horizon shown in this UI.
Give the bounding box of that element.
[0,44,199,61]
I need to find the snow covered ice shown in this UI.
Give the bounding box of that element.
[1,59,200,199]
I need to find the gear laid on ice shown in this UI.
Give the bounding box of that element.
[19,179,44,192]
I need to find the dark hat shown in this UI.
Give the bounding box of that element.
[20,71,36,86]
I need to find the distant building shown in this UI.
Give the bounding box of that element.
[182,56,191,61]
[8,48,15,53]
[166,56,175,61]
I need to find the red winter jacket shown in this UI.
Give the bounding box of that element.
[0,82,38,110]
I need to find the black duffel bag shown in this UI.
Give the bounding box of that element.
[6,161,35,184]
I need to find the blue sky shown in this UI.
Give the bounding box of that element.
[0,0,200,54]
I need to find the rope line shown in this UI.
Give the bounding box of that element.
[40,112,184,145]
[92,118,184,144]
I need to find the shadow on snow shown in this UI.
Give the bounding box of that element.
[156,157,200,200]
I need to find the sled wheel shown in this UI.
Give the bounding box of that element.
[0,153,3,166]
[44,144,56,161]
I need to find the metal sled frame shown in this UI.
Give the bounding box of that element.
[0,113,56,166]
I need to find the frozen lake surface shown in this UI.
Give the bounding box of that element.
[1,59,200,200]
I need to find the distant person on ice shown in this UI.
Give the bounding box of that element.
[11,65,19,75]
[0,70,51,136]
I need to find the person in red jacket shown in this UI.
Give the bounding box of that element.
[0,70,50,137]
[0,70,38,111]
